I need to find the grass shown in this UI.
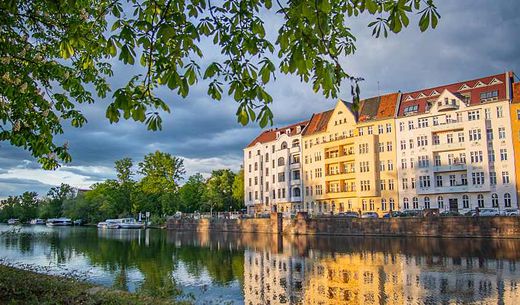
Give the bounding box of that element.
[0,264,190,305]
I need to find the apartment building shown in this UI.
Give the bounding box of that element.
[510,82,520,203]
[244,121,308,214]
[396,72,517,213]
[301,93,400,215]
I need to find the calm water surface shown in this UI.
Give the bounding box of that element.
[1,224,520,304]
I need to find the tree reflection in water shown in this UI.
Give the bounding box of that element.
[1,225,520,304]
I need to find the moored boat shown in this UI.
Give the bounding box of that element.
[46,218,72,226]
[30,218,46,225]
[7,219,20,225]
[99,218,144,229]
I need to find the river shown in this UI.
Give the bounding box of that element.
[0,224,519,304]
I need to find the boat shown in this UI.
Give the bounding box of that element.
[100,218,144,229]
[7,218,20,225]
[46,218,72,226]
[30,218,46,225]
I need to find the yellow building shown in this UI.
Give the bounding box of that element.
[302,93,400,216]
[510,82,520,205]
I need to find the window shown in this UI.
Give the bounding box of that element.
[437,196,444,209]
[467,110,480,121]
[278,157,285,166]
[505,193,512,207]
[433,134,440,145]
[293,170,300,180]
[400,140,406,150]
[489,150,495,162]
[502,171,510,184]
[498,127,506,139]
[358,127,364,136]
[400,122,405,131]
[448,154,454,165]
[293,187,301,197]
[359,161,370,173]
[459,153,466,164]
[403,198,409,210]
[417,136,428,147]
[424,197,430,209]
[449,175,456,186]
[418,118,429,128]
[463,195,469,208]
[367,126,373,135]
[278,172,285,182]
[378,124,384,134]
[434,155,441,166]
[469,129,481,141]
[418,156,429,168]
[248,192,252,201]
[401,159,407,169]
[387,160,394,171]
[248,164,252,172]
[380,180,386,191]
[404,105,419,115]
[402,178,408,190]
[478,194,484,208]
[433,116,439,125]
[436,175,443,187]
[492,194,499,207]
[386,142,393,152]
[470,151,483,163]
[419,176,431,188]
[386,123,392,133]
[254,176,258,185]
[254,191,258,200]
[379,161,385,171]
[490,172,497,185]
[378,142,385,152]
[496,106,503,118]
[389,180,395,190]
[472,172,485,185]
[409,139,414,149]
[458,132,465,143]
[381,199,387,211]
[412,197,419,209]
[480,90,498,101]
[359,143,369,154]
[281,142,287,149]
[447,134,453,144]
[390,199,395,211]
[500,149,508,161]
[486,129,493,140]
[411,178,416,189]
[408,120,414,130]
[485,108,491,119]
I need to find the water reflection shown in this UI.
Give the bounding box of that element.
[0,225,519,304]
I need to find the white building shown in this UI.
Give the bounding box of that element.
[244,121,309,215]
[396,72,517,213]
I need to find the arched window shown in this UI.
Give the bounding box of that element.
[293,187,301,197]
[424,197,430,209]
[292,139,300,148]
[437,196,444,209]
[505,193,511,207]
[412,197,418,209]
[277,157,285,166]
[281,142,288,149]
[462,195,469,208]
[381,199,387,211]
[403,198,409,210]
[477,194,484,208]
[492,193,498,207]
[389,199,395,211]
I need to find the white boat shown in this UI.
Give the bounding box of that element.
[46,218,72,226]
[102,218,144,229]
[7,218,20,225]
[30,218,46,225]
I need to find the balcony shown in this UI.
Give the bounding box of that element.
[432,142,465,152]
[324,171,356,181]
[438,103,459,112]
[432,163,467,172]
[431,120,464,132]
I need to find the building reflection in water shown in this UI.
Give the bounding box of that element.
[242,235,520,305]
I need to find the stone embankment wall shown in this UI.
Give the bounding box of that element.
[166,213,520,238]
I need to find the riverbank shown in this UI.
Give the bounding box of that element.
[167,213,520,238]
[0,265,189,305]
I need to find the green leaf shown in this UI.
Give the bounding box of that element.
[59,41,74,59]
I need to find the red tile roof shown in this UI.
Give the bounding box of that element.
[302,110,333,136]
[358,92,400,122]
[398,72,512,117]
[513,82,520,104]
[246,120,309,148]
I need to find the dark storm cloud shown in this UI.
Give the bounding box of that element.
[1,0,520,196]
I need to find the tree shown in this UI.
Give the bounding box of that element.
[138,151,185,194]
[114,157,135,215]
[115,157,134,184]
[0,0,440,168]
[40,183,75,217]
[232,168,244,209]
[203,169,236,212]
[178,173,206,212]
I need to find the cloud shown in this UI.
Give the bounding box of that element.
[1,0,519,196]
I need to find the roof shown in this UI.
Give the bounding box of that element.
[397,72,511,117]
[246,120,309,148]
[513,82,520,104]
[302,110,333,136]
[358,92,400,122]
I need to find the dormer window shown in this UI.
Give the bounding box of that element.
[286,128,291,135]
[276,131,281,139]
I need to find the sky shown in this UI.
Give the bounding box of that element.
[1,0,520,198]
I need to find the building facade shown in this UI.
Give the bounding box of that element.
[396,72,517,213]
[243,71,519,215]
[244,121,308,214]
